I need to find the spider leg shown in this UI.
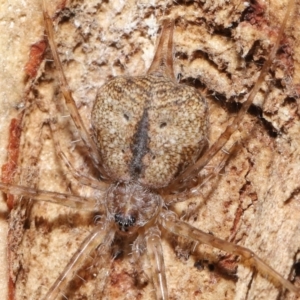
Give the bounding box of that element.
[43,221,115,300]
[160,211,300,296]
[42,0,109,179]
[49,119,109,190]
[163,142,237,203]
[147,19,175,81]
[131,234,149,288]
[0,182,99,210]
[165,0,296,193]
[146,226,168,300]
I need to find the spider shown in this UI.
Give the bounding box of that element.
[1,0,300,299]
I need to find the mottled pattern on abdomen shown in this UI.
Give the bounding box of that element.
[92,75,208,188]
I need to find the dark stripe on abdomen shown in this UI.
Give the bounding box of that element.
[130,108,149,177]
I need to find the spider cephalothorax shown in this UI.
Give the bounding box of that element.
[107,182,161,234]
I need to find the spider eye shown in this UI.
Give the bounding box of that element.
[114,213,136,232]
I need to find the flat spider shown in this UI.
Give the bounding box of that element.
[1,0,300,299]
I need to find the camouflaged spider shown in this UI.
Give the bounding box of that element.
[1,0,300,299]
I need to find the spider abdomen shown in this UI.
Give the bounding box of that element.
[92,74,208,188]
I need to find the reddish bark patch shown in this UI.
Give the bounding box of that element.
[217,254,238,277]
[57,0,68,11]
[109,260,137,298]
[4,33,48,300]
[244,1,266,27]
[24,40,47,78]
[7,277,15,300]
[1,117,23,210]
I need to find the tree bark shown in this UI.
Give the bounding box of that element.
[1,0,300,299]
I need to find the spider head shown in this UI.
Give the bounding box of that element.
[106,182,161,235]
[114,213,136,232]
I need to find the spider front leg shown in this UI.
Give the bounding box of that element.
[163,142,238,203]
[160,211,300,296]
[164,0,296,194]
[42,0,108,179]
[146,226,168,300]
[43,221,115,300]
[48,119,109,191]
[0,182,98,210]
[147,19,175,81]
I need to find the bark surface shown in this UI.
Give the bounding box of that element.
[1,0,300,299]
